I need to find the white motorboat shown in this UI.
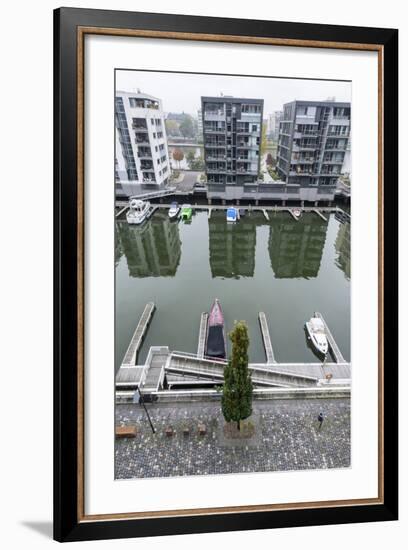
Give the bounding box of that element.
[168,201,180,219]
[305,315,328,356]
[126,199,151,225]
[293,208,302,219]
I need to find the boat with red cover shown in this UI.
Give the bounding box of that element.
[205,299,226,359]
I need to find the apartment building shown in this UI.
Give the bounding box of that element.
[201,96,263,186]
[197,109,203,142]
[115,91,170,196]
[276,100,351,188]
[267,110,283,140]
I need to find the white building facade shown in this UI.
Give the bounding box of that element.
[115,91,170,196]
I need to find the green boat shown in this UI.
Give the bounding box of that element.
[180,204,193,221]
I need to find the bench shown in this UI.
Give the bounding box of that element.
[198,423,207,436]
[115,425,137,438]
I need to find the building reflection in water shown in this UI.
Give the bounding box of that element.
[116,212,181,277]
[115,222,123,268]
[209,214,256,278]
[334,220,351,280]
[268,214,329,279]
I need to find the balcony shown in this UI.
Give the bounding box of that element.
[137,149,152,159]
[237,167,257,174]
[332,115,350,126]
[291,157,315,164]
[325,145,347,151]
[292,143,317,152]
[327,131,350,138]
[205,142,226,148]
[207,168,227,174]
[135,138,150,146]
[132,123,148,131]
[206,155,226,161]
[204,128,226,134]
[289,168,313,176]
[140,163,154,171]
[204,112,225,121]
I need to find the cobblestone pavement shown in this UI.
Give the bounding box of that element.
[115,399,350,479]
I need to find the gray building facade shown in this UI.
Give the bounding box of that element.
[201,96,264,186]
[276,101,351,189]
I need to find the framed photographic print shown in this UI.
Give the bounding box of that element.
[54,7,398,542]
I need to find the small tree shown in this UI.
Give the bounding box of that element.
[179,114,195,138]
[260,124,268,156]
[186,149,195,167]
[172,148,184,168]
[266,153,273,166]
[222,321,253,431]
[165,119,180,137]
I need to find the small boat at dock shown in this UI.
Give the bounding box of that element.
[180,204,193,221]
[292,208,302,219]
[205,299,226,359]
[126,199,151,225]
[226,207,238,222]
[305,314,328,356]
[168,202,180,219]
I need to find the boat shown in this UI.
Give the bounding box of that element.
[305,315,328,356]
[239,208,246,217]
[168,201,180,219]
[226,207,238,222]
[292,208,302,219]
[205,299,226,359]
[126,199,151,225]
[180,204,193,221]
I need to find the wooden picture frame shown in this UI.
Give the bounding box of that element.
[54,7,398,542]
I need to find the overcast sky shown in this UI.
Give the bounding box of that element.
[116,69,351,117]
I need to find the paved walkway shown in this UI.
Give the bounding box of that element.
[115,398,350,479]
[175,170,201,193]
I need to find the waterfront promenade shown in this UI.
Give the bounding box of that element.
[115,398,350,479]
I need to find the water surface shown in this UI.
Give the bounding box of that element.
[115,210,350,371]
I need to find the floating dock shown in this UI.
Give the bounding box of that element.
[197,312,208,359]
[121,302,156,366]
[142,347,168,393]
[115,204,129,218]
[288,209,300,221]
[314,312,346,363]
[116,307,350,401]
[313,209,328,222]
[258,312,276,363]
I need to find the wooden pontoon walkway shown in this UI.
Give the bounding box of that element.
[315,312,346,364]
[167,352,319,388]
[197,312,208,359]
[142,347,168,393]
[313,209,328,221]
[115,308,351,400]
[121,302,155,366]
[258,312,276,363]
